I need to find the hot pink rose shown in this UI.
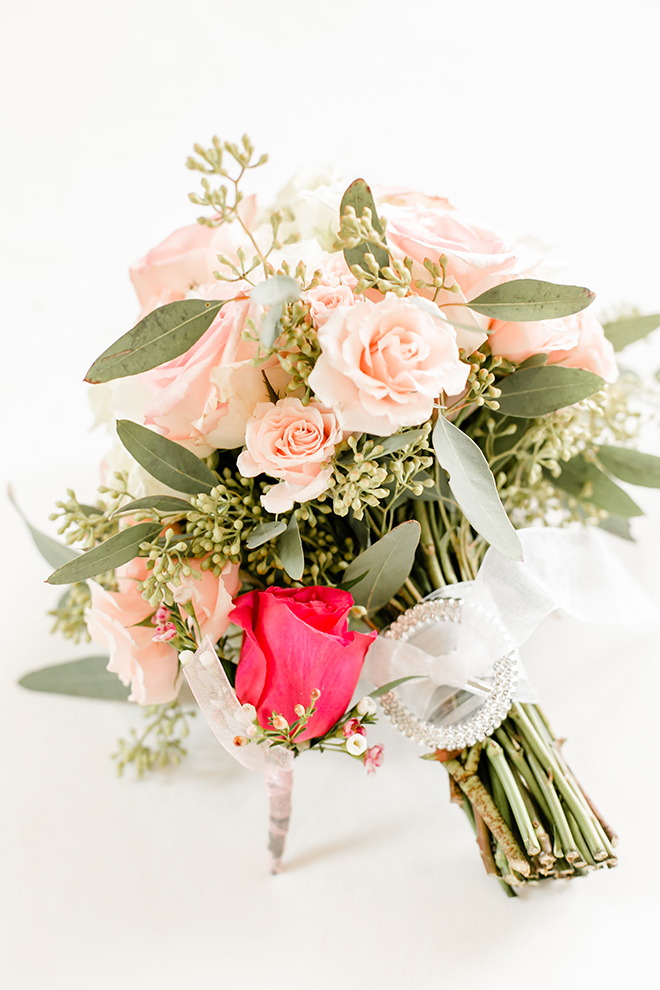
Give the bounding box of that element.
[86,556,240,705]
[308,294,469,435]
[232,586,376,740]
[237,398,342,513]
[140,298,274,454]
[130,199,258,316]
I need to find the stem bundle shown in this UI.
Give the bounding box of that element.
[434,703,617,894]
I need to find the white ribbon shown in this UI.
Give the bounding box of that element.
[363,526,658,709]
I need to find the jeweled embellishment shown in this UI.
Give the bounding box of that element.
[379,597,517,750]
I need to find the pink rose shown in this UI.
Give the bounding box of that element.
[232,586,376,740]
[86,556,240,705]
[488,315,581,364]
[489,309,618,382]
[383,200,528,305]
[308,294,469,435]
[305,280,357,327]
[140,298,273,454]
[237,398,342,513]
[547,310,618,383]
[130,199,258,317]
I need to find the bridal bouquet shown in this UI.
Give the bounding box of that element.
[20,135,660,893]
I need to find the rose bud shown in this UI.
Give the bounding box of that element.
[232,586,376,741]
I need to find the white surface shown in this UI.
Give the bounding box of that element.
[1,1,660,987]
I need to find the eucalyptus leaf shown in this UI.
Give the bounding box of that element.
[347,509,371,550]
[517,353,549,369]
[496,366,604,418]
[250,275,301,307]
[551,454,644,517]
[340,178,389,274]
[432,415,522,560]
[8,486,80,570]
[372,429,428,457]
[260,305,284,349]
[85,300,224,383]
[245,519,287,549]
[598,515,634,542]
[342,521,421,614]
[277,515,304,581]
[340,571,370,593]
[368,675,425,699]
[467,279,595,322]
[603,313,660,351]
[597,445,660,489]
[117,420,217,494]
[19,656,130,701]
[118,495,193,515]
[47,521,163,584]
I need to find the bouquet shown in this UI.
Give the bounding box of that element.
[19,134,660,893]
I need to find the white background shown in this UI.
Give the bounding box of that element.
[1,1,660,987]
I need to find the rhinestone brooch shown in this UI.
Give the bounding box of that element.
[378,596,518,751]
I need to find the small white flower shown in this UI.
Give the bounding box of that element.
[356,696,377,717]
[272,715,289,732]
[241,703,257,721]
[346,733,368,756]
[178,650,195,667]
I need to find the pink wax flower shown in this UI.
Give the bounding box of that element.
[86,557,240,705]
[232,586,376,741]
[237,397,343,513]
[308,293,469,435]
[363,743,384,776]
[342,717,366,738]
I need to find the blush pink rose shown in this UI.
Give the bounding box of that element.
[305,280,357,327]
[130,199,258,316]
[488,315,581,364]
[232,586,376,740]
[86,556,240,705]
[308,294,469,434]
[237,397,342,513]
[489,309,618,382]
[382,201,530,305]
[547,310,618,383]
[140,298,273,454]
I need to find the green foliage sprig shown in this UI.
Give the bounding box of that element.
[113,702,196,778]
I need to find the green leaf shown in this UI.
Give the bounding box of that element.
[19,656,130,701]
[117,420,217,495]
[432,415,522,560]
[118,495,193,515]
[85,300,224,383]
[467,279,595,322]
[597,445,660,489]
[8,486,80,570]
[340,178,389,275]
[250,274,301,307]
[277,515,304,581]
[517,353,549,369]
[47,521,163,584]
[496,366,605,418]
[603,313,660,351]
[598,515,634,541]
[245,519,287,549]
[340,570,370,593]
[371,429,428,457]
[342,521,421,614]
[368,675,425,699]
[551,454,644,517]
